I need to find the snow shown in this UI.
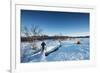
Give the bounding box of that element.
[21,38,90,63]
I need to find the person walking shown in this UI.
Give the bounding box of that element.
[40,41,46,61]
[41,41,46,52]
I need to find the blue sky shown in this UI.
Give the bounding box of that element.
[21,10,89,36]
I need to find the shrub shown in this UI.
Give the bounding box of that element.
[76,40,80,44]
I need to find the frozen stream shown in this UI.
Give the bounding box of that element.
[21,38,89,63]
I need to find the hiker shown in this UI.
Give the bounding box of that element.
[40,41,46,61]
[41,41,46,52]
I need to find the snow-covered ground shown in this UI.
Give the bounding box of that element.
[21,38,90,63]
[46,38,89,61]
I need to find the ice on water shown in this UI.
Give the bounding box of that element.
[21,38,90,63]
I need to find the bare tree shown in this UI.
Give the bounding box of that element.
[22,24,43,49]
[24,26,29,37]
[21,24,29,37]
[30,24,43,49]
[31,24,42,36]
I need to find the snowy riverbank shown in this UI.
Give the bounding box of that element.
[21,38,90,63]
